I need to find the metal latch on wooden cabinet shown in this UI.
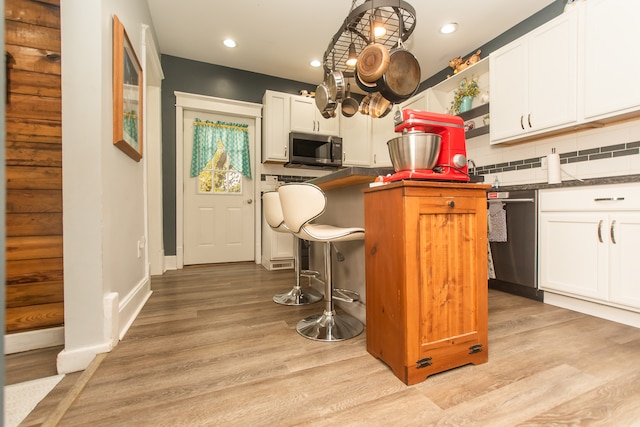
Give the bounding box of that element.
[469,344,483,354]
[416,357,432,369]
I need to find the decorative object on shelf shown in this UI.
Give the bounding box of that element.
[483,114,490,126]
[464,120,476,133]
[480,91,490,104]
[448,49,482,75]
[451,77,480,114]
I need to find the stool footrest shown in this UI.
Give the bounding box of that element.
[333,288,360,303]
[300,269,319,278]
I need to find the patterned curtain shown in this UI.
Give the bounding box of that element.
[191,119,252,179]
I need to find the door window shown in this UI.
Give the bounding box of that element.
[197,140,242,194]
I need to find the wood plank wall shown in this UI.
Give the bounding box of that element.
[5,0,63,333]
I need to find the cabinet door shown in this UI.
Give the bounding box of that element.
[270,229,294,259]
[262,91,289,162]
[583,0,640,120]
[490,37,528,142]
[399,91,428,111]
[538,212,608,300]
[290,96,340,135]
[608,213,640,310]
[340,112,371,166]
[528,11,577,132]
[409,195,488,362]
[290,96,317,133]
[370,110,395,167]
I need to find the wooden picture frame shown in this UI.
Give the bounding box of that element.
[113,15,143,161]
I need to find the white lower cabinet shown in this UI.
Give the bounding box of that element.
[261,216,294,271]
[539,184,640,312]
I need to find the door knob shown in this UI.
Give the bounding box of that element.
[247,199,253,204]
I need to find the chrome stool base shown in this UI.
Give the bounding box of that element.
[296,309,364,342]
[272,286,322,305]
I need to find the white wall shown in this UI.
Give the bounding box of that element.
[59,0,158,373]
[467,118,640,186]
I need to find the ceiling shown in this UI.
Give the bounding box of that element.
[146,0,555,88]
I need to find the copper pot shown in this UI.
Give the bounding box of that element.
[356,43,390,83]
[376,48,421,103]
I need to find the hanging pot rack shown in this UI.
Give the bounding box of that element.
[322,0,417,76]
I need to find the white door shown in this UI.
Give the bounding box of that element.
[183,109,255,265]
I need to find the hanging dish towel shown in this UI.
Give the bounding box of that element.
[487,241,496,280]
[488,201,507,242]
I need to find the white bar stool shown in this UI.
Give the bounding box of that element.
[263,191,322,305]
[278,183,364,342]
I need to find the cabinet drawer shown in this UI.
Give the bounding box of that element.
[539,183,640,212]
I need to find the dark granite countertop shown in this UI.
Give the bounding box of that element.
[307,167,640,192]
[493,174,640,192]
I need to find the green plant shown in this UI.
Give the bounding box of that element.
[450,77,480,114]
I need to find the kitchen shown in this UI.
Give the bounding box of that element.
[5,0,640,424]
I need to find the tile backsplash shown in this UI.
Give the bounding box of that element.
[467,118,640,186]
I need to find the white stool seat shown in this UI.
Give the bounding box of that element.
[263,191,322,306]
[278,183,364,342]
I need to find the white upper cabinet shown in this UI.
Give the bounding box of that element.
[290,95,340,136]
[582,0,640,121]
[490,10,578,144]
[340,111,371,167]
[370,108,396,167]
[262,90,290,163]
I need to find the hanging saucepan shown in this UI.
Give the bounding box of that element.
[315,82,337,117]
[359,93,372,115]
[369,92,393,119]
[325,70,345,103]
[355,67,378,93]
[356,43,390,84]
[376,47,421,103]
[341,82,359,117]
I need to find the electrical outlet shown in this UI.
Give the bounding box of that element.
[137,236,145,258]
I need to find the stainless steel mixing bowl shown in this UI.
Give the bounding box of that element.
[387,132,442,172]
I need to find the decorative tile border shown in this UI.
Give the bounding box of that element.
[475,141,640,175]
[260,174,316,183]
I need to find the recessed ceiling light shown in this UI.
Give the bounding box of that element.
[310,59,321,68]
[223,38,236,48]
[440,23,458,34]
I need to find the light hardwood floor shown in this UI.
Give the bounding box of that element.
[15,262,640,426]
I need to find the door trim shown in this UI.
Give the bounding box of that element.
[174,92,262,269]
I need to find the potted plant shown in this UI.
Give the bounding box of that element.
[450,77,480,114]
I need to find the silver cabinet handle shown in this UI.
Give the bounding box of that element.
[610,220,617,244]
[594,197,625,202]
[520,115,524,130]
[528,113,532,128]
[597,220,603,243]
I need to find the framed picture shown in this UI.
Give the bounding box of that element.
[113,15,143,161]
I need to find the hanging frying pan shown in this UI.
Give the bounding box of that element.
[341,82,359,117]
[369,92,392,119]
[376,48,421,103]
[356,43,390,83]
[355,68,378,93]
[315,82,337,117]
[359,93,372,115]
[326,70,345,102]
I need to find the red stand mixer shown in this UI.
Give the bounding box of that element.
[382,109,470,183]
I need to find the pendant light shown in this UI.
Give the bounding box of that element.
[372,8,386,38]
[346,35,357,67]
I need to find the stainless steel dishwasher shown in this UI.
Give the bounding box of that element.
[487,189,543,301]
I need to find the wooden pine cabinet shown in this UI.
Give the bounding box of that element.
[539,184,640,311]
[364,181,489,385]
[490,10,578,143]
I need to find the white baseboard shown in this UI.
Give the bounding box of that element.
[57,342,111,374]
[4,327,65,355]
[117,277,152,340]
[164,255,177,270]
[544,292,640,328]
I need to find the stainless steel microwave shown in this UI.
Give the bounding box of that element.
[285,132,342,169]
